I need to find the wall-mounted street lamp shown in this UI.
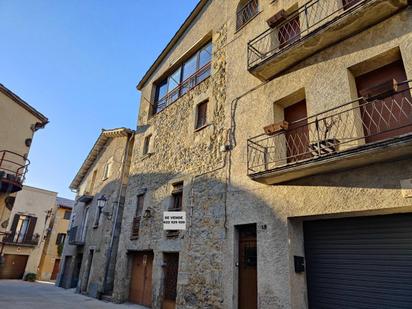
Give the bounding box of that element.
[97,195,108,209]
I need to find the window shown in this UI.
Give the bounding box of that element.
[170,182,183,211]
[167,182,183,238]
[8,214,37,244]
[131,193,145,239]
[93,204,103,228]
[236,0,259,30]
[102,159,113,180]
[56,233,66,245]
[154,42,212,114]
[195,100,208,129]
[63,210,72,220]
[143,134,152,155]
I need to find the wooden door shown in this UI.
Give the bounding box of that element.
[129,251,154,307]
[285,100,310,163]
[0,254,28,279]
[278,14,300,48]
[162,253,179,309]
[356,60,412,143]
[50,259,61,281]
[238,224,257,309]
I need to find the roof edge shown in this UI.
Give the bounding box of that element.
[69,127,134,190]
[0,83,49,125]
[136,0,209,90]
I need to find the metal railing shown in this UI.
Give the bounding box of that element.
[247,81,412,175]
[237,0,259,30]
[154,62,211,114]
[68,226,84,245]
[248,0,368,69]
[3,233,39,246]
[0,150,30,185]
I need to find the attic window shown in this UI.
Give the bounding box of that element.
[153,42,212,114]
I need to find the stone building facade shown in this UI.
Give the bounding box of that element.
[57,128,134,300]
[61,0,412,308]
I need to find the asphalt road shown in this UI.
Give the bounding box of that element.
[0,280,146,309]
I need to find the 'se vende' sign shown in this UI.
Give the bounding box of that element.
[163,211,186,230]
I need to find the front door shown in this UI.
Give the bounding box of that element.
[50,258,61,281]
[238,224,257,309]
[162,253,179,309]
[129,251,154,307]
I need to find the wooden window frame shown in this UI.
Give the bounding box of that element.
[195,100,208,130]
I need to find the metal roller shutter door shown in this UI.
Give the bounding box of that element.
[304,213,412,309]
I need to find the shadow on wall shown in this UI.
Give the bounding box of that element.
[112,170,288,309]
[284,156,412,188]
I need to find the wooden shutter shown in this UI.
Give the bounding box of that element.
[7,214,20,241]
[24,216,37,243]
[196,101,208,129]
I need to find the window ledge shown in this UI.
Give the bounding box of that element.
[141,152,154,161]
[194,123,211,132]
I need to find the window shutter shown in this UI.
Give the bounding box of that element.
[24,217,37,242]
[9,214,20,239]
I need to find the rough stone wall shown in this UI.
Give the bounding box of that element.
[60,135,132,296]
[113,21,228,309]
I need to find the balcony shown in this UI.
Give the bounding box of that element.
[68,226,84,246]
[0,150,29,193]
[247,81,412,184]
[2,233,39,247]
[247,0,408,80]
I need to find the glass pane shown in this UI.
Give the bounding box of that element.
[199,42,212,68]
[181,55,197,95]
[168,68,181,102]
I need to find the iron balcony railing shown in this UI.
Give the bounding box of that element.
[237,0,259,30]
[247,81,412,175]
[248,0,368,69]
[68,226,84,245]
[154,62,211,114]
[0,150,30,185]
[3,233,39,246]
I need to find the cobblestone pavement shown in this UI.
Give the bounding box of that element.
[0,280,147,309]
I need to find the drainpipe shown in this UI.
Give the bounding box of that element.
[102,131,134,295]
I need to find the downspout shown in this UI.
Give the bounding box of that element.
[102,131,134,295]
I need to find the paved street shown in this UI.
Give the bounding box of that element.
[0,280,146,309]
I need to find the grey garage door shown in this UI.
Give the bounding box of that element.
[304,213,412,309]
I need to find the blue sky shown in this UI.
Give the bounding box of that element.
[0,0,198,199]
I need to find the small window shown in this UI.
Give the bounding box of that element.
[131,193,145,239]
[102,159,113,180]
[195,100,208,129]
[56,233,66,245]
[236,0,259,30]
[170,182,183,211]
[143,134,152,155]
[63,210,72,220]
[136,194,145,217]
[167,183,183,238]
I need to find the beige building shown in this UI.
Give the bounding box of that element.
[0,186,56,279]
[38,197,74,281]
[106,1,412,309]
[0,83,48,244]
[58,128,134,300]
